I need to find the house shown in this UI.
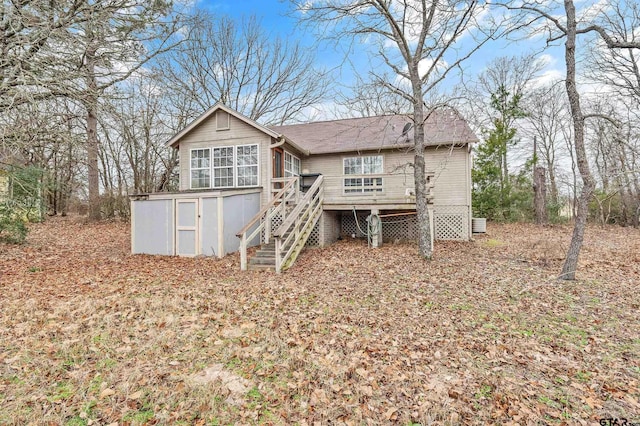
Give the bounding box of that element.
[0,169,9,202]
[130,103,477,271]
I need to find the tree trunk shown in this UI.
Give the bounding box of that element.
[502,147,509,190]
[547,159,559,206]
[85,45,101,221]
[534,166,547,225]
[411,65,432,259]
[560,0,596,280]
[86,101,100,220]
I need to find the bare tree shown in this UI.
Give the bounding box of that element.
[586,98,640,226]
[157,12,327,125]
[290,0,503,258]
[498,0,640,279]
[473,55,543,197]
[0,98,84,216]
[585,1,640,102]
[523,82,571,208]
[2,1,185,220]
[337,78,412,118]
[532,144,548,224]
[97,74,180,218]
[0,0,88,111]
[66,1,183,220]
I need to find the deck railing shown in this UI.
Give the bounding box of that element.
[270,177,300,200]
[236,176,300,271]
[308,171,434,205]
[272,175,324,273]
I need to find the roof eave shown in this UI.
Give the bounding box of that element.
[278,136,311,157]
[307,140,474,155]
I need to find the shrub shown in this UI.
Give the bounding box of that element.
[0,202,28,243]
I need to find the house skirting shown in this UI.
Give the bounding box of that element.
[131,193,469,257]
[305,206,470,247]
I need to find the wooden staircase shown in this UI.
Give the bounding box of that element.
[247,242,276,270]
[237,175,324,273]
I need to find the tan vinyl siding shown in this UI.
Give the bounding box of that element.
[177,112,272,206]
[281,141,307,159]
[304,150,411,205]
[303,145,470,207]
[428,145,470,206]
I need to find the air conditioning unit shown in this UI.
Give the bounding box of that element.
[472,217,487,233]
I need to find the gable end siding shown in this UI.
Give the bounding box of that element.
[178,114,273,206]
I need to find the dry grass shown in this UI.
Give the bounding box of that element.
[0,217,639,425]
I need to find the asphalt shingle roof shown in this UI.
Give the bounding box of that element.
[270,110,478,155]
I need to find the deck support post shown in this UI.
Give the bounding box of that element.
[240,235,247,271]
[370,208,382,248]
[428,206,434,251]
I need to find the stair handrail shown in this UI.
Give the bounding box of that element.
[273,175,324,272]
[236,176,299,271]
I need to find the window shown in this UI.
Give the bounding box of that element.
[212,147,234,188]
[236,144,258,187]
[189,144,259,189]
[343,155,383,193]
[190,149,210,189]
[284,152,301,177]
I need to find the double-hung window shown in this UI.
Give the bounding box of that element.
[212,147,234,188]
[343,155,383,193]
[236,144,259,187]
[284,152,301,177]
[190,149,210,189]
[190,144,259,189]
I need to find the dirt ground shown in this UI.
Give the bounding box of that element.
[0,217,638,425]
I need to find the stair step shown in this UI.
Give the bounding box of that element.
[247,263,275,272]
[249,256,276,265]
[256,249,275,256]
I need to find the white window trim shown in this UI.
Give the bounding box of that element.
[212,145,235,189]
[236,144,260,188]
[189,148,211,190]
[284,151,301,177]
[187,144,258,189]
[342,154,384,195]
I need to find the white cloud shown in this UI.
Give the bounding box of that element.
[531,68,564,87]
[577,0,611,23]
[391,57,450,88]
[299,0,316,15]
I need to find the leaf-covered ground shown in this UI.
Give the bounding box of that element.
[0,217,639,425]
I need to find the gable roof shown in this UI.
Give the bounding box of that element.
[166,103,478,156]
[270,110,478,155]
[166,103,282,148]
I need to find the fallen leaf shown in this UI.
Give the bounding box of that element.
[99,388,115,399]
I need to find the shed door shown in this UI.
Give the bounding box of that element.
[176,199,199,256]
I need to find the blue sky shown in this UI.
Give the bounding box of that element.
[198,1,298,38]
[192,0,571,112]
[196,0,364,74]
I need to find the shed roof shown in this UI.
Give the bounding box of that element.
[270,110,478,155]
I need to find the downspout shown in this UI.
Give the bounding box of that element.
[270,135,310,157]
[270,136,286,149]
